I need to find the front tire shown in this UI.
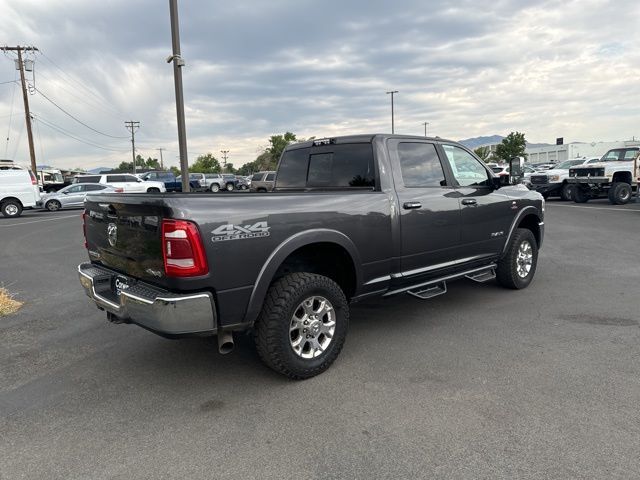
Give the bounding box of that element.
[608,182,631,205]
[496,228,538,290]
[573,186,590,203]
[147,187,160,193]
[46,200,62,212]
[1,199,23,218]
[226,183,235,192]
[254,272,349,379]
[560,183,574,201]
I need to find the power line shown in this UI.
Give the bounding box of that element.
[0,80,18,85]
[34,114,129,152]
[34,69,123,122]
[38,50,129,119]
[4,70,18,157]
[34,87,129,139]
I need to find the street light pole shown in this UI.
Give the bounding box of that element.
[386,90,398,134]
[220,150,229,171]
[422,121,430,137]
[168,0,190,192]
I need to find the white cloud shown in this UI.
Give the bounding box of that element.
[1,0,639,170]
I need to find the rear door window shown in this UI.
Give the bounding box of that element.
[251,173,263,181]
[106,175,127,183]
[397,143,446,187]
[75,176,100,183]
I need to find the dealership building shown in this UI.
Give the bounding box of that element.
[526,140,640,164]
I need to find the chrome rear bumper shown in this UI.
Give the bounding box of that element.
[78,263,216,335]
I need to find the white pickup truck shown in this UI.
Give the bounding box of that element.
[528,157,601,201]
[567,147,639,204]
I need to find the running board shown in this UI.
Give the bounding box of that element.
[383,264,497,298]
[465,268,496,283]
[407,282,446,300]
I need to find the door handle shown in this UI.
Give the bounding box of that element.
[461,198,477,206]
[403,202,422,210]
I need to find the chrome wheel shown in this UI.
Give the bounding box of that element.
[5,203,18,216]
[46,200,61,211]
[516,240,533,278]
[289,296,335,359]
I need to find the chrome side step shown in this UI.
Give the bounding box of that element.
[465,268,496,283]
[407,281,447,300]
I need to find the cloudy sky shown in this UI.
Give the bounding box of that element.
[1,0,638,170]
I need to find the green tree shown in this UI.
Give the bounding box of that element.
[169,166,180,177]
[222,162,235,174]
[190,153,221,173]
[495,132,527,162]
[267,132,297,164]
[474,146,491,162]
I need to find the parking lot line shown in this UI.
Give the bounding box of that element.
[0,214,79,227]
[547,204,640,213]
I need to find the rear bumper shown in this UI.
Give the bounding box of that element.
[78,263,216,336]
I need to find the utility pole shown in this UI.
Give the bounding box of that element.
[157,148,165,169]
[1,46,38,175]
[168,0,190,192]
[220,149,229,171]
[386,90,398,134]
[124,121,140,174]
[422,122,430,137]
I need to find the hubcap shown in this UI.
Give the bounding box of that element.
[5,204,18,215]
[289,296,336,359]
[516,240,533,278]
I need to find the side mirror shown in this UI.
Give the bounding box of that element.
[509,156,526,184]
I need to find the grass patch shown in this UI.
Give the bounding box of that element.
[0,287,23,316]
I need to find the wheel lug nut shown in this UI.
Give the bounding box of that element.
[303,328,307,333]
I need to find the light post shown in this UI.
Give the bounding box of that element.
[422,121,430,137]
[386,90,398,134]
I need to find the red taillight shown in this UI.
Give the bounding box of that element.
[114,187,124,193]
[161,219,208,277]
[28,170,37,185]
[82,211,88,249]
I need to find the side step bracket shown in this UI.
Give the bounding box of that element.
[465,268,496,283]
[407,281,447,300]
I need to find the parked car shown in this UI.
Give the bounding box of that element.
[221,174,238,191]
[40,183,118,211]
[78,134,544,379]
[250,171,276,192]
[235,176,250,190]
[0,162,40,218]
[139,171,200,192]
[73,174,166,193]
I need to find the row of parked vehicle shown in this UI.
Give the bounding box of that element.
[524,146,639,204]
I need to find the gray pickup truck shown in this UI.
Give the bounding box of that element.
[78,134,545,379]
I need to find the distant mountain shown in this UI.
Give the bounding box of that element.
[458,135,504,149]
[88,167,112,174]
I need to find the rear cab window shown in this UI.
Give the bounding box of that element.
[276,142,376,190]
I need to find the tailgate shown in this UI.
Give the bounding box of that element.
[84,195,168,285]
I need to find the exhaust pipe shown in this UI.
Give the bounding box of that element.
[217,330,234,355]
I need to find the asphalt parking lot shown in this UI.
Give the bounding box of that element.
[1,199,639,479]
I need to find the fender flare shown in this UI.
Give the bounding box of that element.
[243,229,363,325]
[501,206,541,256]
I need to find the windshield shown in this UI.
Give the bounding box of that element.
[556,159,584,169]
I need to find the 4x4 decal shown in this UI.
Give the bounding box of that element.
[211,221,270,242]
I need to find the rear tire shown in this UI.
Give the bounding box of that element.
[573,186,590,203]
[496,228,538,290]
[608,182,631,205]
[46,200,62,212]
[210,183,220,193]
[226,183,234,191]
[254,272,349,379]
[1,199,23,218]
[560,183,574,201]
[147,187,160,193]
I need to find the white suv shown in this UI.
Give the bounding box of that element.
[73,173,166,193]
[0,162,41,217]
